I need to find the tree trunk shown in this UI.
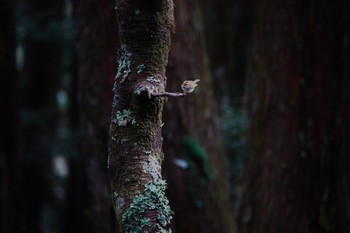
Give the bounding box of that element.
[108,0,174,232]
[19,0,64,232]
[201,0,254,106]
[0,1,19,233]
[239,1,350,233]
[162,0,236,232]
[72,1,118,232]
[200,0,254,213]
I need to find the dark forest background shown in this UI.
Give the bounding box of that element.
[1,0,350,233]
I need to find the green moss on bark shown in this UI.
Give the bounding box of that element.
[122,179,173,233]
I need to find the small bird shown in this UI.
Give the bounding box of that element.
[181,79,200,94]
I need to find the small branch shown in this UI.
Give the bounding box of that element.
[151,92,187,98]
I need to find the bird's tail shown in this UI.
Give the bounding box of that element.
[194,79,200,83]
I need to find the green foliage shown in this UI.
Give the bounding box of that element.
[219,104,246,176]
[122,179,173,233]
[183,135,212,182]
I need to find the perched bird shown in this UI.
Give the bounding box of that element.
[181,79,200,94]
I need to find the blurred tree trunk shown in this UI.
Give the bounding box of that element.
[201,0,253,106]
[162,0,235,232]
[72,0,118,232]
[108,0,174,232]
[0,1,19,233]
[200,0,254,214]
[19,0,64,232]
[239,1,350,233]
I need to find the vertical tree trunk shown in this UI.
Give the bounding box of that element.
[108,0,174,232]
[19,0,64,232]
[201,0,254,213]
[73,1,118,232]
[0,1,19,233]
[162,0,235,232]
[201,0,254,106]
[239,1,350,233]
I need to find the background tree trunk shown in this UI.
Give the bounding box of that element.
[0,1,20,233]
[108,0,174,232]
[201,0,254,213]
[162,0,235,232]
[201,0,253,106]
[72,0,118,232]
[18,0,64,232]
[239,1,350,233]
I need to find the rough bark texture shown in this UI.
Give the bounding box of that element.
[162,0,235,232]
[0,1,19,233]
[239,1,350,233]
[73,1,118,232]
[108,0,174,232]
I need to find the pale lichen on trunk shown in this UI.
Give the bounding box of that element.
[108,0,174,232]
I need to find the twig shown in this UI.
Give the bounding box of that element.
[151,92,187,98]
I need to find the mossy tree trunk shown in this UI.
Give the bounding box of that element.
[72,0,118,232]
[162,0,235,232]
[239,1,350,233]
[108,0,174,232]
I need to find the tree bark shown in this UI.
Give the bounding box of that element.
[108,0,174,232]
[239,1,350,233]
[162,0,235,232]
[72,1,118,232]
